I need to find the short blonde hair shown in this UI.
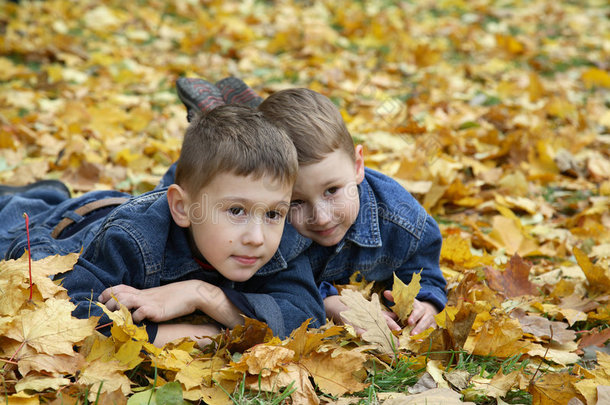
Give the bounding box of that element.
[175,104,298,195]
[258,88,355,165]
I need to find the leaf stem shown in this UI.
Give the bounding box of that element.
[22,213,32,301]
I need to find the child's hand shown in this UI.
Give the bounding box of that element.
[98,281,202,323]
[324,295,402,333]
[383,290,438,335]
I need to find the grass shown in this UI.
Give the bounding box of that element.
[219,374,296,405]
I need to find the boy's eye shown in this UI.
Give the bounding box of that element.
[290,199,304,207]
[228,207,246,216]
[324,187,338,196]
[266,210,284,221]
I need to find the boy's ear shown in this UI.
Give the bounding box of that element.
[167,184,191,228]
[354,144,365,184]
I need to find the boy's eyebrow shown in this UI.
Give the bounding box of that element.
[220,197,290,208]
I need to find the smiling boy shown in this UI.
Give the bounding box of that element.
[176,78,447,336]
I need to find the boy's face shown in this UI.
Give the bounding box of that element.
[289,146,365,246]
[172,172,292,282]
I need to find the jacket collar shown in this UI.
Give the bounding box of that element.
[340,176,382,249]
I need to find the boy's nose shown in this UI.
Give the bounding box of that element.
[243,222,264,246]
[311,202,332,227]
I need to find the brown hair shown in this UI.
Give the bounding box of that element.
[258,88,355,165]
[174,104,298,195]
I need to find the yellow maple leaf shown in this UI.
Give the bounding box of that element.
[175,357,223,390]
[4,298,97,356]
[440,234,494,269]
[573,247,610,294]
[0,253,78,317]
[97,302,149,342]
[77,357,132,401]
[582,67,610,89]
[391,272,421,323]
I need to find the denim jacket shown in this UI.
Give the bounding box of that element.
[1,188,130,261]
[306,168,447,311]
[2,188,324,339]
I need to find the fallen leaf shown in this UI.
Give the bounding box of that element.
[529,371,581,405]
[574,247,610,295]
[485,254,537,297]
[340,290,397,355]
[383,387,476,404]
[391,272,421,323]
[512,311,577,344]
[300,348,368,396]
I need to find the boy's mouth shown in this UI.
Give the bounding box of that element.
[232,255,259,265]
[312,225,338,237]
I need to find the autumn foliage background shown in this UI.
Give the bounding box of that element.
[0,0,609,404]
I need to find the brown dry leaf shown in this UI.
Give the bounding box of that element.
[226,317,274,353]
[339,289,397,355]
[245,362,319,405]
[578,327,610,349]
[284,320,344,359]
[529,372,582,405]
[485,254,537,298]
[512,311,577,344]
[391,272,421,323]
[465,310,528,358]
[237,345,295,377]
[300,348,368,396]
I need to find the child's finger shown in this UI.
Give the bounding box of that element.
[98,284,133,302]
[410,313,435,335]
[383,290,394,302]
[408,301,424,325]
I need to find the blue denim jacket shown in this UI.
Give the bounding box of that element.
[1,188,129,261]
[306,168,447,311]
[1,188,324,339]
[159,164,447,310]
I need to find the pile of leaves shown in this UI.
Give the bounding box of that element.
[1,0,609,403]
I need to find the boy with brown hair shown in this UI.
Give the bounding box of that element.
[176,79,447,336]
[1,104,324,346]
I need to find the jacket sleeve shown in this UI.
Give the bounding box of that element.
[395,215,447,311]
[232,254,325,338]
[57,224,159,341]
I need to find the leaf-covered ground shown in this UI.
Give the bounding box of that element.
[1,0,609,404]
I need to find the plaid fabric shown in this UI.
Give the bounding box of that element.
[175,78,225,121]
[216,77,263,108]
